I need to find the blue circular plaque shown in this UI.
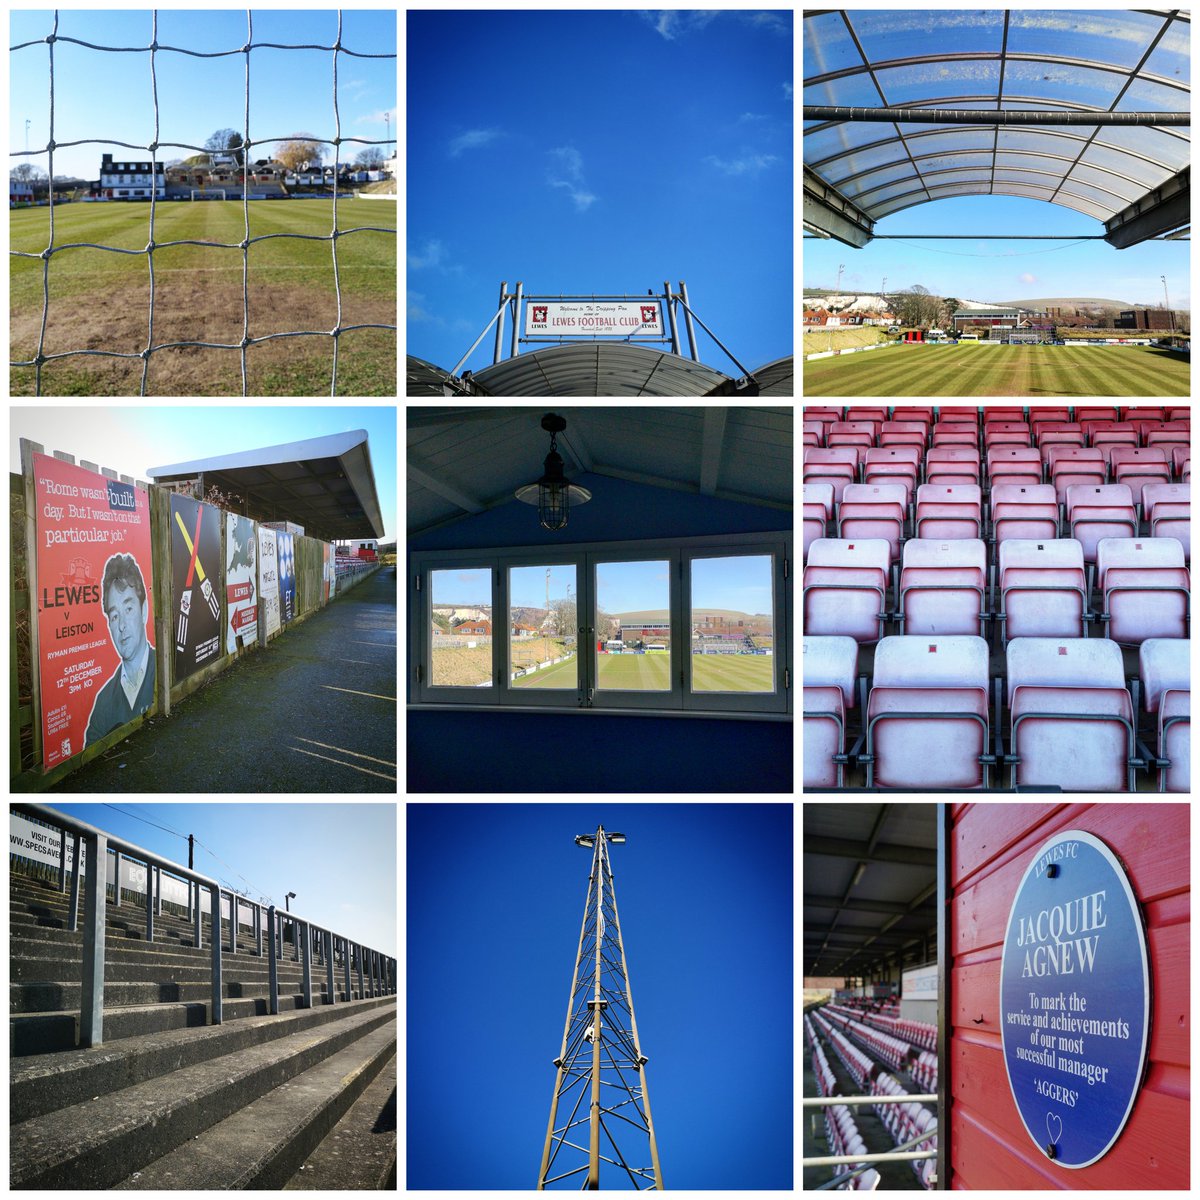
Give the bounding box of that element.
[999,830,1150,1168]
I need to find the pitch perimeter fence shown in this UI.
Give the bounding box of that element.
[10,9,397,396]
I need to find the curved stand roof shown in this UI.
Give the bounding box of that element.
[804,9,1190,245]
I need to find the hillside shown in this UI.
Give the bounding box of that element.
[612,608,767,621]
[997,296,1133,308]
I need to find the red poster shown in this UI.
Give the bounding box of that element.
[34,454,156,770]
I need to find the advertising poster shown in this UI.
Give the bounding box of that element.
[169,493,222,682]
[34,454,157,770]
[322,542,333,604]
[259,526,281,637]
[279,531,296,623]
[225,512,258,654]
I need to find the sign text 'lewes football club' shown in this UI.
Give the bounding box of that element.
[999,830,1150,1169]
[525,301,663,337]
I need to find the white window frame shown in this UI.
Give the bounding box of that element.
[412,532,792,718]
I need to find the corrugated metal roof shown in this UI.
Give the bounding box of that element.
[805,9,1190,225]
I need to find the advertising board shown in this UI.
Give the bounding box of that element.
[33,454,156,770]
[170,493,223,681]
[225,512,259,654]
[322,542,333,604]
[259,527,281,637]
[999,830,1150,1169]
[525,300,663,337]
[278,531,296,622]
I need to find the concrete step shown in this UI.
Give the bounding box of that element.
[10,908,267,951]
[11,995,395,1123]
[11,932,312,969]
[112,1027,396,1189]
[11,977,345,1014]
[11,952,323,985]
[10,1001,397,1190]
[284,1050,397,1190]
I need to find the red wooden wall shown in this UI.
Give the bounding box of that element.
[949,803,1189,1189]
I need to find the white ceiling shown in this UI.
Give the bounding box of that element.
[407,406,794,536]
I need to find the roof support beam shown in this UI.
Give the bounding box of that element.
[698,407,727,496]
[1105,166,1190,248]
[804,105,1190,126]
[803,165,874,248]
[407,450,487,515]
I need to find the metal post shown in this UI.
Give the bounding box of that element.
[325,928,335,1005]
[276,909,283,961]
[267,904,279,1015]
[293,915,300,962]
[255,903,262,958]
[301,921,313,1008]
[145,859,154,944]
[344,938,352,1003]
[211,879,223,1025]
[663,281,680,356]
[69,833,82,931]
[510,282,524,359]
[113,850,122,907]
[228,894,236,954]
[155,866,162,916]
[80,831,107,1048]
[587,834,604,1190]
[58,827,67,893]
[194,882,202,949]
[679,280,699,361]
[356,942,364,1000]
[493,280,507,364]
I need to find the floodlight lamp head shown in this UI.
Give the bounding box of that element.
[575,835,595,848]
[607,833,627,844]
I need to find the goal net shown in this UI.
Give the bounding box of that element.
[190,189,227,201]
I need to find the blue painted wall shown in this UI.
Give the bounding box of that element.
[408,472,793,792]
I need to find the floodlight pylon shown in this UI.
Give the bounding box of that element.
[537,826,663,1190]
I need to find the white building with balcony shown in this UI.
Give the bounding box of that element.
[98,153,165,200]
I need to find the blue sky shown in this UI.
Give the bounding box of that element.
[803,193,1191,308]
[9,405,397,541]
[35,802,396,955]
[406,803,793,1191]
[10,9,396,183]
[407,10,793,376]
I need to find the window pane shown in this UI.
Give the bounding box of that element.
[509,565,577,690]
[595,560,671,692]
[690,555,774,693]
[430,568,492,688]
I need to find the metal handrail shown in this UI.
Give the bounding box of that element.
[13,802,395,1047]
[806,1126,939,1191]
[803,1093,938,1106]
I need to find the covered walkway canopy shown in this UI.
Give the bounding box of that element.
[406,344,794,397]
[148,430,385,541]
[804,9,1190,248]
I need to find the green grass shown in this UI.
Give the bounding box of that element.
[803,342,1190,397]
[11,199,396,396]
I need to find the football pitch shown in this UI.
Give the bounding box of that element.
[803,343,1190,397]
[516,653,774,693]
[10,200,396,396]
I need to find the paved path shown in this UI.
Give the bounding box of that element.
[52,570,397,793]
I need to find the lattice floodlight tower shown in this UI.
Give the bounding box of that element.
[538,826,663,1190]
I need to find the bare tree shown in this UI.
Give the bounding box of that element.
[12,163,46,182]
[275,136,324,173]
[355,146,385,169]
[892,284,943,329]
[205,128,239,158]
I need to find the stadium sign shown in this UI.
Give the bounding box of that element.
[999,830,1149,1169]
[526,301,663,337]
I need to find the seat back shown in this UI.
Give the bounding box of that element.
[802,635,859,707]
[1097,536,1186,588]
[1006,637,1124,708]
[1139,638,1190,714]
[901,538,986,573]
[999,537,1084,574]
[802,482,835,522]
[1141,482,1189,521]
[1065,483,1135,515]
[873,634,988,689]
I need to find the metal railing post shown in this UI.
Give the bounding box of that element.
[301,921,313,1008]
[493,280,507,364]
[356,942,364,999]
[68,833,82,931]
[664,281,680,355]
[113,850,122,907]
[254,902,262,957]
[145,859,154,943]
[211,881,223,1025]
[59,827,68,893]
[343,938,352,1002]
[155,866,162,916]
[293,915,300,961]
[194,881,202,949]
[679,280,699,361]
[325,928,335,1004]
[80,830,107,1048]
[510,281,523,359]
[276,909,282,961]
[267,904,279,1015]
[185,873,191,923]
[228,894,236,954]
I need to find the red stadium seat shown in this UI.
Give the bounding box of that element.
[997,538,1089,646]
[1047,446,1106,503]
[864,447,920,506]
[840,484,907,563]
[896,538,987,637]
[991,483,1059,552]
[1096,537,1189,644]
[915,484,982,539]
[803,635,859,788]
[803,482,835,560]
[865,635,991,789]
[987,446,1042,489]
[1139,638,1190,793]
[925,446,981,486]
[1066,484,1137,564]
[804,447,859,503]
[804,539,891,643]
[1110,447,1170,496]
[1005,638,1136,791]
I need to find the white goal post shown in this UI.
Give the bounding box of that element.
[190,189,227,201]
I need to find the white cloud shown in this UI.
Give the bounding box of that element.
[741,12,790,36]
[739,112,769,123]
[547,146,597,212]
[407,239,444,270]
[407,291,430,320]
[704,153,780,176]
[355,106,397,126]
[448,128,502,157]
[1020,272,1038,284]
[782,82,794,99]
[640,11,719,40]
